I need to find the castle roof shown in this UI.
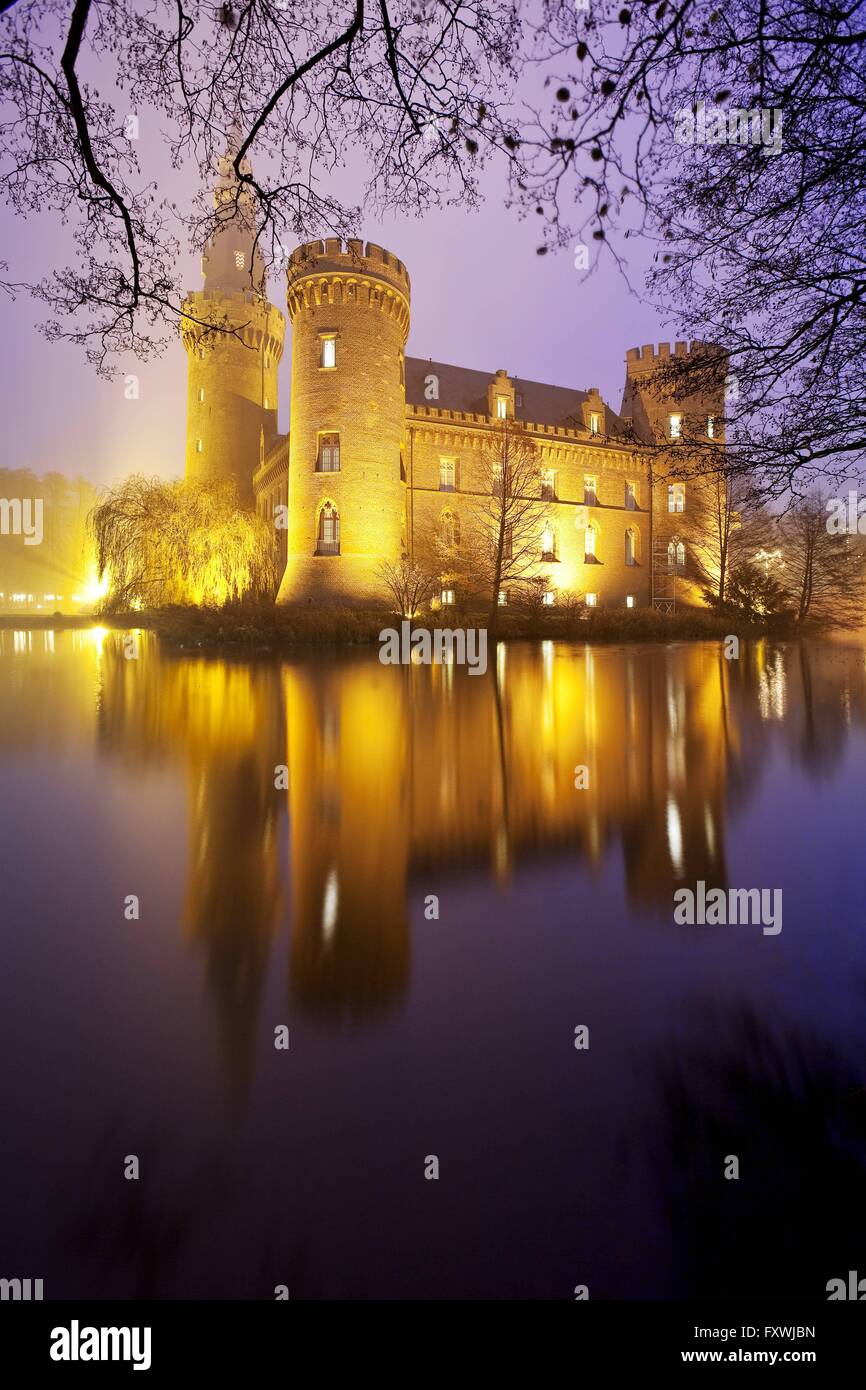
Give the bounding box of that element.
[405,357,628,434]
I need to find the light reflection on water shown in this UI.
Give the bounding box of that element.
[1,630,866,1299]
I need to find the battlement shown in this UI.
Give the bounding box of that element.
[625,340,723,374]
[181,290,285,359]
[406,403,631,452]
[288,238,411,296]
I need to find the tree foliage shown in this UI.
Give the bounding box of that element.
[88,474,278,610]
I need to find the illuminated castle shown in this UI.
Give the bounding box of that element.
[183,159,725,609]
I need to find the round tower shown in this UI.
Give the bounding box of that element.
[276,238,410,607]
[182,145,285,508]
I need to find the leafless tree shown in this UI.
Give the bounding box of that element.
[377,554,436,618]
[435,418,546,633]
[0,0,523,371]
[518,2,866,499]
[780,491,866,629]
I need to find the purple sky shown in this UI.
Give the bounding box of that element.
[0,39,668,490]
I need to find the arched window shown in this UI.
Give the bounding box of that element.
[667,539,686,570]
[625,527,637,566]
[541,521,556,561]
[668,483,685,513]
[316,502,340,555]
[676,540,686,567]
[441,510,460,548]
[584,522,597,562]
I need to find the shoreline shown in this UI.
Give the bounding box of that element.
[0,606,803,648]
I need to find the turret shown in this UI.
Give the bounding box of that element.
[181,141,285,507]
[276,238,410,608]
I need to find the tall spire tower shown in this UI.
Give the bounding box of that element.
[181,137,285,507]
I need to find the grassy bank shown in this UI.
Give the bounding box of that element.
[104,603,790,648]
[1,604,794,646]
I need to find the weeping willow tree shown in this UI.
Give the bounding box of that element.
[89,475,278,612]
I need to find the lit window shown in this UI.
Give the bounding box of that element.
[541,523,556,560]
[320,336,337,369]
[668,483,685,513]
[439,457,456,491]
[584,475,597,505]
[584,523,597,561]
[196,439,203,453]
[496,396,507,419]
[707,415,715,438]
[542,591,555,607]
[317,433,340,472]
[498,590,508,606]
[589,411,600,435]
[626,595,635,608]
[235,250,245,269]
[541,469,556,500]
[198,387,205,403]
[585,592,597,607]
[669,413,682,439]
[441,588,455,606]
[625,528,636,566]
[316,503,340,554]
[264,396,269,411]
[625,481,636,510]
[667,540,686,570]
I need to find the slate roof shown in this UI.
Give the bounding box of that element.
[405,356,628,434]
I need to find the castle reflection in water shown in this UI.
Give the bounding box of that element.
[4,628,864,1097]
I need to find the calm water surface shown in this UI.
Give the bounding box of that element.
[1,630,866,1299]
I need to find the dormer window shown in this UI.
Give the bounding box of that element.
[496,397,507,419]
[320,335,337,369]
[589,411,601,435]
[669,413,683,440]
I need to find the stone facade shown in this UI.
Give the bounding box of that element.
[184,203,725,608]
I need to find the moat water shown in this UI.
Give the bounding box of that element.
[1,630,866,1300]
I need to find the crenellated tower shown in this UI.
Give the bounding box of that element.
[276,238,410,607]
[621,341,727,606]
[181,142,285,508]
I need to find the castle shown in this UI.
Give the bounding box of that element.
[183,156,725,610]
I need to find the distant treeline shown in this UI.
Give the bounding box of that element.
[0,468,99,610]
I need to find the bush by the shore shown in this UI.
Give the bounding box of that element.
[0,601,794,647]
